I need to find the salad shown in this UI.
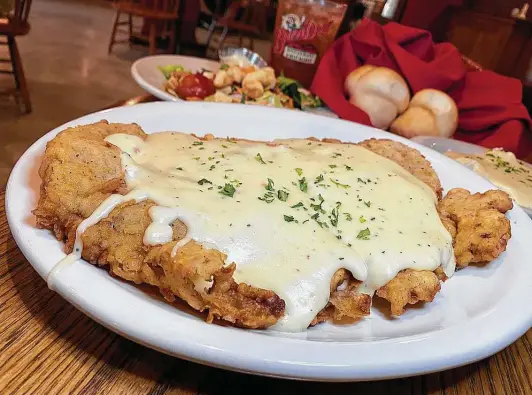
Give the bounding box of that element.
[158,63,324,110]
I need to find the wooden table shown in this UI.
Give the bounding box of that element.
[1,187,531,394]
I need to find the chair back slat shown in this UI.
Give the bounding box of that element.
[11,0,32,23]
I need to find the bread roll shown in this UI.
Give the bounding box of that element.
[390,89,458,138]
[344,65,410,129]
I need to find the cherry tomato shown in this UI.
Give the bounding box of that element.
[173,73,215,100]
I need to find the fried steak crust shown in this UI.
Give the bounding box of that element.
[33,122,512,328]
[437,188,513,267]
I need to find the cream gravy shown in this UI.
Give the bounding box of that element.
[95,132,456,332]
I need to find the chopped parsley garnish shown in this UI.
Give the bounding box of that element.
[344,213,353,221]
[295,168,303,176]
[357,177,367,184]
[345,165,353,171]
[284,215,295,223]
[331,202,341,227]
[256,153,266,164]
[258,192,275,203]
[310,194,325,213]
[197,178,212,185]
[364,201,371,207]
[221,144,228,148]
[291,202,304,209]
[192,141,203,146]
[332,152,342,158]
[359,215,366,223]
[266,178,275,191]
[329,164,337,169]
[193,156,200,161]
[314,174,324,184]
[298,177,308,192]
[219,183,236,197]
[209,165,215,171]
[356,228,371,240]
[176,167,183,171]
[330,178,351,189]
[277,190,289,202]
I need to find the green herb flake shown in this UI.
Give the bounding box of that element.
[314,174,324,184]
[329,164,337,169]
[298,177,308,192]
[197,178,212,185]
[344,213,353,221]
[284,215,295,223]
[356,228,371,240]
[364,201,371,207]
[295,168,303,176]
[310,194,325,213]
[266,178,275,191]
[330,178,351,189]
[331,202,341,227]
[192,141,203,146]
[359,215,366,223]
[345,165,353,171]
[256,153,266,164]
[278,190,289,202]
[176,167,183,171]
[219,183,236,198]
[291,202,304,209]
[258,191,275,203]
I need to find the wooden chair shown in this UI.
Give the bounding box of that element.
[108,0,180,55]
[0,0,32,114]
[205,0,269,54]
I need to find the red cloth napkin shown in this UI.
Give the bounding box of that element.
[310,19,532,158]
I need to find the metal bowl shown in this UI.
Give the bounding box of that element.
[218,47,268,68]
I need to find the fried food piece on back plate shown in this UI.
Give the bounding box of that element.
[438,188,513,267]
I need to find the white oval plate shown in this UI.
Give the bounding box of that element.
[6,102,532,381]
[412,136,532,217]
[131,55,220,101]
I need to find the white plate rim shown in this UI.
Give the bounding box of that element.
[6,102,532,381]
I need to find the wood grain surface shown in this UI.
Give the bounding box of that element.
[1,189,531,395]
